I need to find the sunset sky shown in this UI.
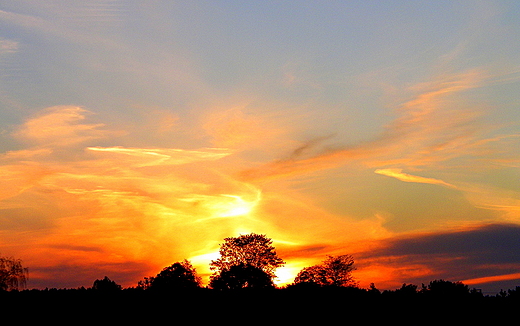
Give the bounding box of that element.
[1,1,519,293]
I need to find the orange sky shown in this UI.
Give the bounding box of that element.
[2,74,519,290]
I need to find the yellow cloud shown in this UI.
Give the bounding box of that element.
[374,168,456,188]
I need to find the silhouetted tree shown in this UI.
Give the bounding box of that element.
[395,283,418,296]
[136,277,153,290]
[209,264,274,290]
[148,260,201,291]
[382,283,419,299]
[505,286,520,300]
[210,233,284,289]
[0,255,28,291]
[293,255,356,287]
[92,276,122,291]
[368,282,381,295]
[421,279,470,298]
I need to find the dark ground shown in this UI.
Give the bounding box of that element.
[1,287,517,325]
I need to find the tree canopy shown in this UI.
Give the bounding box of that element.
[0,255,28,291]
[421,279,471,298]
[92,276,122,291]
[293,255,356,287]
[209,233,284,289]
[209,264,274,290]
[145,260,201,291]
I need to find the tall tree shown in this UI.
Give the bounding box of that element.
[0,255,28,291]
[293,255,356,287]
[210,233,284,289]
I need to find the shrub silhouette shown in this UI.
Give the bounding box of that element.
[140,260,201,291]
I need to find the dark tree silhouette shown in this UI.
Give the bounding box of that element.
[293,255,356,287]
[147,260,201,291]
[136,276,153,290]
[209,264,274,290]
[0,255,28,291]
[92,276,122,291]
[421,279,471,298]
[504,286,520,300]
[209,233,284,289]
[395,283,418,296]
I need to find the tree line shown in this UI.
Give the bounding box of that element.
[2,233,520,302]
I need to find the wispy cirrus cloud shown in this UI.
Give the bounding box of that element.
[374,168,456,188]
[0,37,18,54]
[0,2,125,46]
[239,69,491,182]
[13,106,109,147]
[87,146,231,167]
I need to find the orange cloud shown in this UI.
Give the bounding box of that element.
[3,105,374,287]
[14,106,108,147]
[463,273,520,286]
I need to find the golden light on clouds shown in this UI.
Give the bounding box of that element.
[374,168,456,188]
[87,146,232,167]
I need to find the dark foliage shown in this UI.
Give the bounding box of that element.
[292,254,356,287]
[92,276,122,291]
[210,233,284,289]
[0,255,28,291]
[420,279,473,298]
[209,264,274,290]
[140,260,201,291]
[2,279,520,325]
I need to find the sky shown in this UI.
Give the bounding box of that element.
[0,1,519,294]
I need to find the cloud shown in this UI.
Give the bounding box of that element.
[29,260,150,290]
[2,105,343,288]
[87,146,231,167]
[355,223,520,292]
[238,66,520,205]
[0,37,18,54]
[14,106,108,147]
[202,105,288,151]
[238,69,491,183]
[374,168,456,188]
[0,6,124,47]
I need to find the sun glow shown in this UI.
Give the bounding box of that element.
[274,265,299,286]
[218,195,254,217]
[196,190,262,219]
